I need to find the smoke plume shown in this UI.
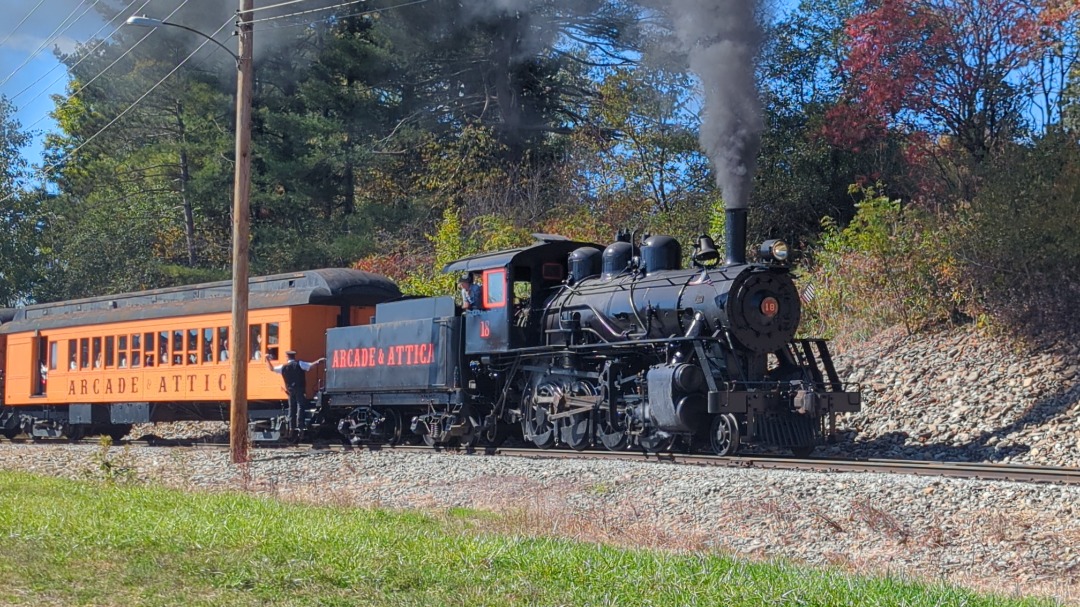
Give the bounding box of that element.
[665,0,763,210]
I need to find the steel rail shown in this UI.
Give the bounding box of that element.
[14,438,1080,485]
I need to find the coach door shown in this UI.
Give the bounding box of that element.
[32,335,49,396]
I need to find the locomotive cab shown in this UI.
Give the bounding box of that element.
[443,235,603,354]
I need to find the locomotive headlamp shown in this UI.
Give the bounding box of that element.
[759,239,789,262]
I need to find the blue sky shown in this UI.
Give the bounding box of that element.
[1,0,111,166]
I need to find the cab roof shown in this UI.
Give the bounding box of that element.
[442,234,602,274]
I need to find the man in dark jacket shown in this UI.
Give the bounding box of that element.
[266,350,325,431]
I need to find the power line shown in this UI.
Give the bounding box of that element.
[9,0,147,102]
[0,0,100,89]
[23,0,193,134]
[241,0,367,24]
[247,0,314,14]
[0,15,234,208]
[0,0,49,50]
[246,0,431,29]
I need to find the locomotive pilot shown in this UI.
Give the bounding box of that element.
[266,350,325,432]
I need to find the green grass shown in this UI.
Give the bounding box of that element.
[0,471,1057,606]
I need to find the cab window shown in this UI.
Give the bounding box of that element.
[482,269,507,309]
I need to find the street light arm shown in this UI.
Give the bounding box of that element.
[125,15,239,66]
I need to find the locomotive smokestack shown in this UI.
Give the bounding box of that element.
[665,0,763,265]
[725,208,747,265]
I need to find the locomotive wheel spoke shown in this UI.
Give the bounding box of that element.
[561,413,591,451]
[710,414,740,456]
[598,422,628,451]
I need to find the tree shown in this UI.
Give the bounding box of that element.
[39,24,234,299]
[0,97,41,306]
[831,0,1080,161]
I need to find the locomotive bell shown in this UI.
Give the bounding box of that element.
[693,234,720,266]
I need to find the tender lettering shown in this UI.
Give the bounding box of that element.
[331,342,436,369]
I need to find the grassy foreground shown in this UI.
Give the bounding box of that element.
[0,471,1055,607]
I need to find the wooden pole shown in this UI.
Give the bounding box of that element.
[229,0,254,464]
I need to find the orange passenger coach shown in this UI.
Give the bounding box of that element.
[0,270,400,440]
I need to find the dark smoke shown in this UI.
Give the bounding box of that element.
[665,0,763,210]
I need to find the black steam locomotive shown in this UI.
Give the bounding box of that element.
[313,209,860,456]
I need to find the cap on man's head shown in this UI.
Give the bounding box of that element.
[285,350,297,358]
[458,273,473,284]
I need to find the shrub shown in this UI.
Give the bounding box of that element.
[949,131,1080,339]
[800,184,962,340]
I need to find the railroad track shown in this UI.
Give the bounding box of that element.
[11,436,1080,485]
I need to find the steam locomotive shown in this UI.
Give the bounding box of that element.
[320,209,860,455]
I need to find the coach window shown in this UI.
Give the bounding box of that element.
[49,341,58,371]
[218,327,229,362]
[250,324,263,360]
[118,335,128,368]
[132,334,143,368]
[171,330,183,365]
[158,331,169,365]
[267,323,280,360]
[68,340,77,370]
[482,268,507,309]
[80,338,90,369]
[142,333,153,367]
[105,336,115,368]
[92,337,103,368]
[203,328,214,363]
[186,329,199,365]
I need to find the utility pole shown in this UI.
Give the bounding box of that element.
[229,0,254,464]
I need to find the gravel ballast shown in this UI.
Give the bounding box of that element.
[1,442,1077,605]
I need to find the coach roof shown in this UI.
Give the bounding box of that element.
[0,268,401,334]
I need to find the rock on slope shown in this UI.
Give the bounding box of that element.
[825,326,1080,467]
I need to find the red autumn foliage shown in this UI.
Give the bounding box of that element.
[353,252,429,284]
[829,0,1080,158]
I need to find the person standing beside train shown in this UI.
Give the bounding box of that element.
[265,350,325,432]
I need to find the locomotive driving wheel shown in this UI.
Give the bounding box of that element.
[562,413,590,451]
[638,431,675,454]
[597,421,628,451]
[560,381,597,451]
[710,414,741,456]
[522,380,559,449]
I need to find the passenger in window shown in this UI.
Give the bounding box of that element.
[251,333,263,360]
[458,273,483,311]
[145,353,155,367]
[220,339,230,361]
[119,353,128,369]
[94,353,103,369]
